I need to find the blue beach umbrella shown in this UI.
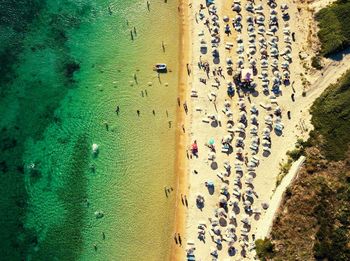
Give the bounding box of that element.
[209,138,215,145]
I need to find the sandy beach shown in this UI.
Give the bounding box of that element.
[171,0,350,260]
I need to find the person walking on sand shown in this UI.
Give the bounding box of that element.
[178,233,182,246]
[174,233,178,244]
[184,195,188,208]
[181,194,184,205]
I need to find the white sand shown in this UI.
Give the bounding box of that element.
[178,0,350,260]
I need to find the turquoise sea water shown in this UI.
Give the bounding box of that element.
[0,0,179,260]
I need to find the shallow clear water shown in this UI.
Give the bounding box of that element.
[0,0,179,260]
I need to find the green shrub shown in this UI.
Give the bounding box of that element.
[255,238,275,260]
[316,0,350,56]
[311,56,323,70]
[310,70,350,160]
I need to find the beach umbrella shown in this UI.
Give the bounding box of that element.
[211,217,219,224]
[206,180,214,187]
[263,127,270,133]
[229,211,236,221]
[240,111,247,117]
[281,3,288,10]
[227,224,236,231]
[237,123,245,129]
[236,147,243,154]
[219,195,227,203]
[241,215,250,224]
[227,123,233,129]
[221,184,229,191]
[243,200,252,207]
[217,207,226,216]
[251,115,257,121]
[210,246,218,255]
[224,134,232,143]
[213,226,221,234]
[262,140,271,146]
[208,151,216,160]
[208,137,215,145]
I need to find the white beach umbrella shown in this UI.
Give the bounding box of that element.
[211,217,219,224]
[262,140,271,146]
[217,207,226,216]
[221,184,229,191]
[213,226,221,234]
[240,111,247,117]
[223,134,232,143]
[238,123,245,129]
[244,200,252,207]
[208,152,216,160]
[219,195,227,203]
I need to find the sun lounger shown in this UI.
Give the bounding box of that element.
[202,118,210,123]
[187,256,196,261]
[221,147,229,153]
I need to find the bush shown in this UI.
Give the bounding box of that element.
[310,69,350,160]
[311,56,323,70]
[287,149,302,161]
[255,238,275,260]
[316,0,350,56]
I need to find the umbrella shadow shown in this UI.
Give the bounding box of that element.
[274,129,283,136]
[263,150,271,157]
[228,247,236,256]
[208,186,215,195]
[211,120,219,128]
[211,161,218,170]
[226,145,234,155]
[254,213,261,221]
[213,57,220,64]
[240,248,247,258]
[200,47,208,54]
[219,217,227,227]
[251,90,259,97]
[196,201,204,211]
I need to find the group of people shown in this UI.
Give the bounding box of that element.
[186,0,294,259]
